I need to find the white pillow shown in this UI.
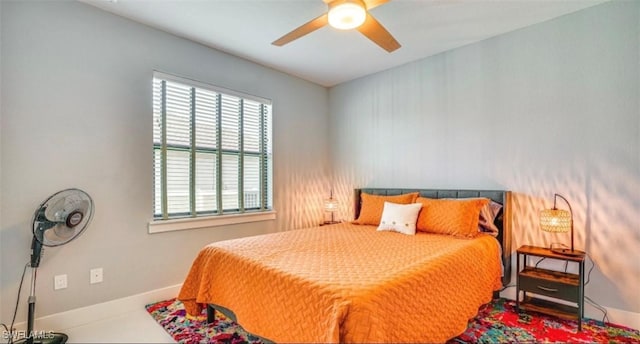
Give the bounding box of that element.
[377,202,423,235]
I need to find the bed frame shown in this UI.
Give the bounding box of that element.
[206,188,512,326]
[354,188,512,287]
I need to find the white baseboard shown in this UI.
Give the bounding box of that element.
[501,289,640,330]
[14,284,182,332]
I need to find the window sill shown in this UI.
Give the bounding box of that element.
[148,211,276,234]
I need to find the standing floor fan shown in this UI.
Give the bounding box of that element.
[15,189,94,344]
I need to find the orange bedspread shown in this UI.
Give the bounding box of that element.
[178,223,502,343]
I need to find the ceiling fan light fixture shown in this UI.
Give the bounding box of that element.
[272,0,400,53]
[328,0,366,30]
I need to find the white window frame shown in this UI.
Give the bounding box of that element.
[148,72,274,234]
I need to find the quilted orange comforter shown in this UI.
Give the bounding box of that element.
[179,223,502,343]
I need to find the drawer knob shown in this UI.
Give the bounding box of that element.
[537,285,558,292]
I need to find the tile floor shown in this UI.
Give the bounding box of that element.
[62,308,174,343]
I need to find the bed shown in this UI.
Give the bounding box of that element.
[178,188,512,343]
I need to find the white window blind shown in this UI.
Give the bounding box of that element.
[153,72,272,220]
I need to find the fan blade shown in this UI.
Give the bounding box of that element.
[52,224,77,241]
[357,13,401,52]
[45,198,67,222]
[272,13,329,46]
[363,0,390,10]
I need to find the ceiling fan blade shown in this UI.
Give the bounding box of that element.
[363,0,390,10]
[272,13,329,46]
[357,13,401,52]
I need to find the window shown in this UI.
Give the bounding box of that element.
[151,72,273,228]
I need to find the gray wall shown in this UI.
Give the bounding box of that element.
[329,0,639,313]
[0,1,329,322]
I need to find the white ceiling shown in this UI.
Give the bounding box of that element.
[82,0,608,87]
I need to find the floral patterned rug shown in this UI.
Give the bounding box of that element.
[146,299,264,344]
[146,298,640,343]
[449,298,640,343]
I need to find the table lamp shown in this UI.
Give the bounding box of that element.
[323,191,340,224]
[539,193,584,257]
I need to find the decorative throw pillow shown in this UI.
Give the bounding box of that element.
[415,197,489,238]
[444,197,504,236]
[377,202,423,235]
[478,200,503,237]
[354,192,419,225]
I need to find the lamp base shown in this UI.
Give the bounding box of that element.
[549,247,585,257]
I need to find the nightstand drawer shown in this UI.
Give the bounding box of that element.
[519,275,579,302]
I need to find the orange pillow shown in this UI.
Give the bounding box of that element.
[415,197,490,238]
[354,192,419,225]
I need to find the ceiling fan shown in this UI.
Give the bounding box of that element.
[272,0,401,53]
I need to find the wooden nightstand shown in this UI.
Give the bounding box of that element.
[516,245,585,331]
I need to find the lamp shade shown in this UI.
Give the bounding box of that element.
[324,198,339,212]
[539,208,571,233]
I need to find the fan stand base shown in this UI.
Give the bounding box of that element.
[13,332,68,344]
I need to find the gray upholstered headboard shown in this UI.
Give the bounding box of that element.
[354,188,512,287]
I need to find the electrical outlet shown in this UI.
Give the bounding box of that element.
[54,274,67,290]
[90,268,103,284]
